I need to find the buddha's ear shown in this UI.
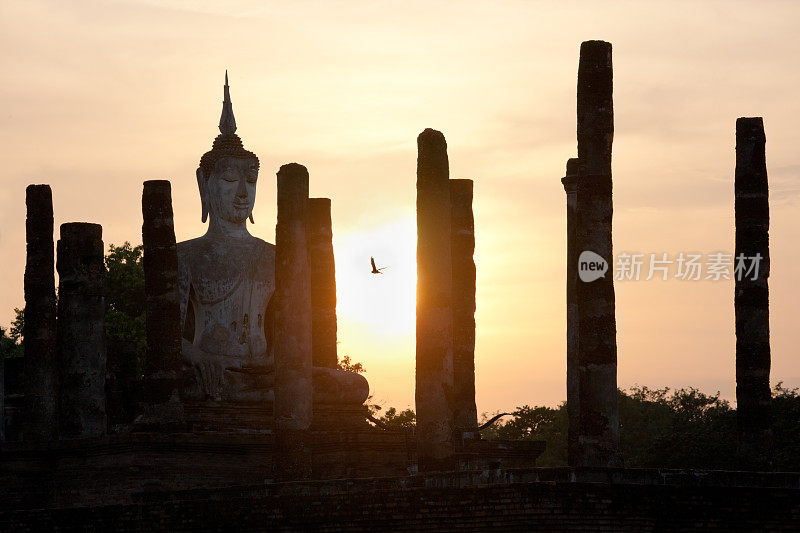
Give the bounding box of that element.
[196,167,209,223]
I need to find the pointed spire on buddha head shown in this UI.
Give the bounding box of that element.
[219,70,237,135]
[197,72,260,224]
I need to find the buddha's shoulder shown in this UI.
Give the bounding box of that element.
[177,235,274,259]
[250,236,275,253]
[177,236,204,253]
[246,236,275,263]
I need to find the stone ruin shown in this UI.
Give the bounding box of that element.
[0,71,544,503]
[560,41,774,470]
[0,41,785,522]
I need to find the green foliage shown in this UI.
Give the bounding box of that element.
[104,242,147,376]
[105,242,145,319]
[1,308,25,359]
[1,327,22,359]
[619,386,737,469]
[474,385,800,470]
[9,308,24,344]
[772,382,800,471]
[337,355,365,374]
[373,406,416,429]
[480,405,568,467]
[2,244,146,366]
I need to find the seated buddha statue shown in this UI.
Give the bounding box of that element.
[177,74,368,407]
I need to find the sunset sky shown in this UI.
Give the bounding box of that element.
[2,0,799,415]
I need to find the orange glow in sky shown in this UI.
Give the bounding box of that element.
[2,1,799,415]
[335,216,417,339]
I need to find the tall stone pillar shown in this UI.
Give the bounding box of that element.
[140,180,184,428]
[274,163,313,479]
[575,40,622,467]
[416,128,455,471]
[561,158,580,466]
[450,178,477,431]
[734,117,772,468]
[1,338,5,442]
[307,197,338,369]
[57,223,107,439]
[24,185,58,441]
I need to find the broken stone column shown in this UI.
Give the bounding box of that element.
[416,128,455,471]
[24,185,58,441]
[307,197,338,369]
[735,117,772,468]
[274,163,313,479]
[575,40,622,467]
[450,178,477,431]
[139,180,184,429]
[561,158,580,467]
[57,223,107,439]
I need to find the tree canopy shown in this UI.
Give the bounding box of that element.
[2,242,147,370]
[479,384,800,471]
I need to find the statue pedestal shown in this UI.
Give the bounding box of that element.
[181,400,370,433]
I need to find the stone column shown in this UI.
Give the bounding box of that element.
[24,185,58,441]
[57,223,107,439]
[140,180,184,428]
[274,163,313,479]
[1,338,4,442]
[307,197,338,369]
[734,117,772,468]
[575,40,622,467]
[416,128,455,471]
[561,158,580,466]
[450,178,477,431]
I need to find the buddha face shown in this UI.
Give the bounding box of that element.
[200,156,259,225]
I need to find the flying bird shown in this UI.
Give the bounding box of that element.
[370,256,388,274]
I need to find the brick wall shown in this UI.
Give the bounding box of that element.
[1,471,798,531]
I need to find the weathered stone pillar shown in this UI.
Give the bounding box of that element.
[57,223,107,439]
[450,178,477,431]
[139,180,184,429]
[24,185,58,441]
[307,197,338,369]
[561,158,580,466]
[1,338,4,442]
[416,128,455,471]
[575,40,622,467]
[735,117,772,468]
[274,163,313,479]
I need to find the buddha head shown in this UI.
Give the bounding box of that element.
[197,72,260,225]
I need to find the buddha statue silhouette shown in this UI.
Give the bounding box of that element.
[178,73,368,407]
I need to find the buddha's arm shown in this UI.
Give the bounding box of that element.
[264,292,276,363]
[177,250,190,336]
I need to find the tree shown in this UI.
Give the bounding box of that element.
[2,243,147,365]
[337,355,365,374]
[481,404,568,466]
[373,406,416,429]
[104,242,146,376]
[1,308,25,359]
[618,386,737,469]
[478,385,800,470]
[9,308,24,344]
[771,382,800,471]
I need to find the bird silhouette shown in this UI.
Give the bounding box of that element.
[370,256,388,274]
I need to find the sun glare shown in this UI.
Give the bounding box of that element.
[334,216,417,339]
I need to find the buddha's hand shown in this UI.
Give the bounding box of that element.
[181,340,226,400]
[196,359,225,401]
